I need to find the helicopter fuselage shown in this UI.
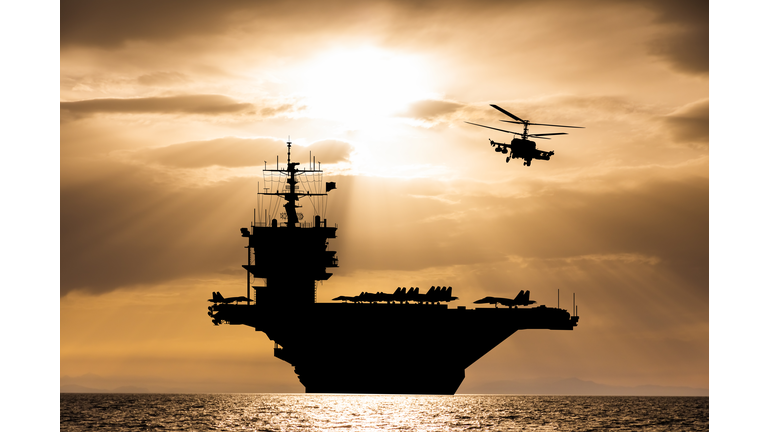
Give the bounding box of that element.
[491,138,554,166]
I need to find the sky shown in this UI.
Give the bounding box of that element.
[57,0,712,394]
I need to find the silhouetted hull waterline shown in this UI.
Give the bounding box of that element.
[209,302,578,394]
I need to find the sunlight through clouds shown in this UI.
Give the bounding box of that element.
[297,47,437,127]
[60,0,709,394]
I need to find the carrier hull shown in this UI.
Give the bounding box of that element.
[210,303,578,394]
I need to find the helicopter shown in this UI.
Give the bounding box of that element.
[466,104,583,166]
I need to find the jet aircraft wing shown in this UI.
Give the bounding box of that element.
[473,296,514,307]
[474,290,536,308]
[209,291,251,304]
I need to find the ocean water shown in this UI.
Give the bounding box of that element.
[60,394,708,431]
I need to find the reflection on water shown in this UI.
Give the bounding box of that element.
[60,393,708,431]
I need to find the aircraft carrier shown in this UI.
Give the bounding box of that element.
[207,141,579,394]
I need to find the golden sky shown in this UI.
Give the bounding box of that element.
[59,0,709,393]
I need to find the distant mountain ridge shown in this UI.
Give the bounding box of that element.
[61,374,708,395]
[61,383,150,393]
[60,384,108,393]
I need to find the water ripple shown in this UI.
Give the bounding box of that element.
[60,394,708,431]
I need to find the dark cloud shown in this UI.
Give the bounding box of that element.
[62,138,353,294]
[61,0,253,48]
[60,95,255,119]
[61,160,254,295]
[60,0,398,48]
[62,0,707,79]
[640,0,708,74]
[331,174,708,293]
[662,99,708,147]
[134,137,352,168]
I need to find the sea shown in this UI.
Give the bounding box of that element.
[60,394,708,431]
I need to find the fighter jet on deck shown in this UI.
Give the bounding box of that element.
[208,291,251,304]
[331,286,458,304]
[473,290,536,308]
[332,294,362,303]
[424,286,458,303]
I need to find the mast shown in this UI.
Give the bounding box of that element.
[242,139,338,305]
[284,140,300,227]
[261,139,328,228]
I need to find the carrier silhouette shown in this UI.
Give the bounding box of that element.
[207,141,579,394]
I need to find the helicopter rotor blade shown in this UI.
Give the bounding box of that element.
[527,121,584,129]
[500,120,583,129]
[490,104,525,123]
[465,121,519,135]
[530,132,568,137]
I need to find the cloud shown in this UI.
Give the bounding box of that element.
[461,95,656,124]
[328,172,707,293]
[137,71,191,87]
[62,167,707,296]
[395,96,628,128]
[398,99,465,122]
[641,0,709,75]
[60,159,254,295]
[60,0,253,48]
[133,137,353,169]
[134,137,288,168]
[260,103,301,117]
[662,99,709,147]
[60,94,255,119]
[304,140,354,164]
[61,0,708,80]
[62,137,354,295]
[558,253,661,266]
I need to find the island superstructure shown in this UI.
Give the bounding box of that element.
[207,141,579,394]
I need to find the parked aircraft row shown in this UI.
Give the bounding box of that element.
[473,290,536,308]
[333,286,458,304]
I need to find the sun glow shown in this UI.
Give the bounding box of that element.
[298,47,435,127]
